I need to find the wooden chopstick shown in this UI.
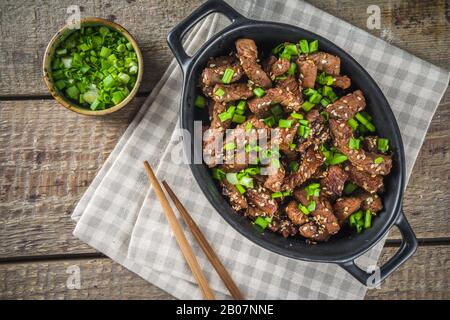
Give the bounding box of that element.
[143,161,215,300]
[162,180,245,300]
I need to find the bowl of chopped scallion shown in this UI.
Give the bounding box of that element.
[43,18,143,115]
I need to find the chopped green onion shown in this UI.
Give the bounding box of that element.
[329,153,348,165]
[299,119,309,126]
[254,216,272,229]
[215,88,225,97]
[212,168,226,180]
[356,221,364,234]
[309,40,319,53]
[272,43,285,55]
[307,201,316,212]
[316,73,334,85]
[284,43,299,56]
[353,210,364,221]
[111,91,124,105]
[271,104,283,116]
[244,167,260,175]
[279,119,293,128]
[226,172,239,185]
[245,122,253,133]
[349,214,356,227]
[222,68,235,84]
[219,111,233,122]
[303,88,317,96]
[271,158,281,169]
[305,183,321,199]
[99,46,111,58]
[224,142,236,151]
[287,62,297,75]
[253,87,266,98]
[298,39,309,54]
[349,138,361,150]
[289,143,297,150]
[239,175,254,188]
[290,111,304,120]
[298,204,310,215]
[302,101,315,112]
[348,118,359,130]
[65,86,80,100]
[355,112,376,132]
[344,183,358,195]
[275,75,288,81]
[320,98,331,107]
[309,92,322,104]
[54,80,66,90]
[237,100,246,114]
[235,184,246,194]
[378,138,389,153]
[194,95,207,108]
[364,210,372,229]
[271,192,283,199]
[290,161,299,172]
[263,115,276,127]
[360,111,373,122]
[232,114,246,124]
[320,111,329,121]
[374,157,384,164]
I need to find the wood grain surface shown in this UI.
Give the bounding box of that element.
[0,0,448,300]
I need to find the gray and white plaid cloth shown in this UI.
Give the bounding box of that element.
[72,0,449,299]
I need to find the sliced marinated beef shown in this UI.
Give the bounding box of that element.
[235,38,272,88]
[203,127,223,167]
[299,222,330,242]
[271,122,299,152]
[308,52,341,75]
[321,165,348,198]
[276,75,301,97]
[297,109,330,153]
[209,101,231,132]
[270,58,291,78]
[264,166,286,192]
[246,185,278,216]
[212,83,254,103]
[285,200,309,226]
[296,58,317,89]
[333,196,362,224]
[269,218,299,238]
[200,55,244,87]
[358,192,383,213]
[294,188,340,235]
[263,55,278,74]
[221,180,248,211]
[327,90,366,121]
[330,119,393,176]
[362,136,379,153]
[344,164,384,194]
[247,87,302,116]
[282,146,325,191]
[332,75,351,90]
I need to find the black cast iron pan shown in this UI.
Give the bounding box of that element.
[167,0,418,286]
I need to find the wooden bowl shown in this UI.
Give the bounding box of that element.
[43,18,144,116]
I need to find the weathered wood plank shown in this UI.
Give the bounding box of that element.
[0,88,449,258]
[0,98,143,258]
[0,245,447,299]
[366,245,449,300]
[0,0,448,97]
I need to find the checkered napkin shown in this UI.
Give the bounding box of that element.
[72,0,449,299]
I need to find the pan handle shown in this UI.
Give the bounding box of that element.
[339,210,418,287]
[167,0,247,72]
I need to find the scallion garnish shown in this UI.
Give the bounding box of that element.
[263,115,276,127]
[254,216,272,230]
[224,142,236,151]
[343,183,358,195]
[245,122,253,133]
[348,118,359,130]
[364,210,372,229]
[349,138,361,150]
[287,62,297,75]
[215,87,225,97]
[212,168,226,180]
[377,138,389,153]
[235,184,246,194]
[307,201,316,212]
[253,87,266,98]
[194,95,207,108]
[298,203,310,215]
[355,112,376,132]
[309,92,322,104]
[222,68,235,84]
[232,114,246,124]
[303,88,317,96]
[309,40,319,53]
[290,161,299,172]
[271,104,283,117]
[329,153,348,165]
[298,39,309,54]
[302,101,315,112]
[290,111,304,120]
[320,98,331,107]
[271,192,283,199]
[305,183,321,199]
[374,157,384,164]
[236,100,247,114]
[279,119,293,128]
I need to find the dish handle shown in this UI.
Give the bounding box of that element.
[339,210,418,286]
[167,0,247,72]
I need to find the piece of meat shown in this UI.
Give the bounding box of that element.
[333,196,362,224]
[235,38,272,88]
[362,136,379,153]
[203,127,223,167]
[299,222,330,242]
[264,166,285,192]
[296,109,330,153]
[344,164,384,194]
[244,206,265,220]
[330,119,393,175]
[296,58,317,89]
[294,188,340,235]
[269,218,298,238]
[247,87,302,116]
[270,58,291,78]
[276,75,301,96]
[285,200,309,226]
[308,52,341,75]
[221,180,248,211]
[200,55,244,87]
[327,90,366,121]
[212,83,254,103]
[246,185,278,216]
[358,192,383,213]
[333,75,351,89]
[282,146,325,191]
[271,122,299,152]
[262,55,278,74]
[209,101,231,132]
[321,165,348,198]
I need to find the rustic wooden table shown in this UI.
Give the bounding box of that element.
[0,0,448,300]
